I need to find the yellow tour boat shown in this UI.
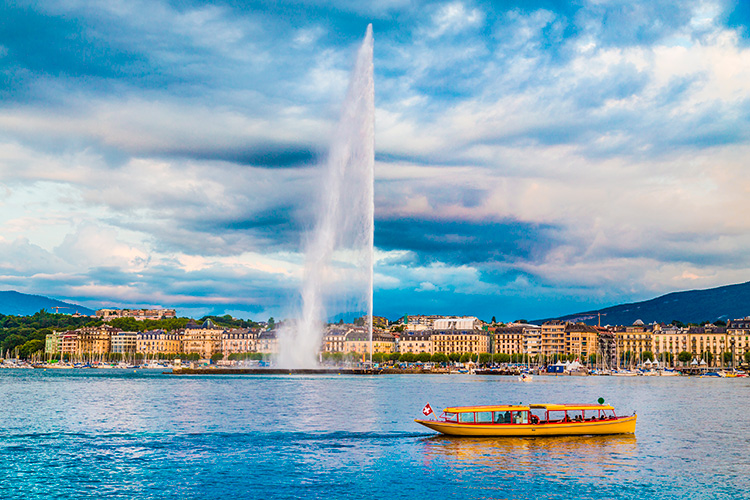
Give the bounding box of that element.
[415,403,636,437]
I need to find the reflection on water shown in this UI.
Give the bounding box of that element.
[421,434,638,479]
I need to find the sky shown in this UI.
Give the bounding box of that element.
[2,0,750,322]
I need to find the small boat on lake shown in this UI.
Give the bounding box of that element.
[415,403,636,436]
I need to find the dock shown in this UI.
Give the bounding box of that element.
[167,367,382,375]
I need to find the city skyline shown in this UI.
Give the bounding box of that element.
[2,1,750,322]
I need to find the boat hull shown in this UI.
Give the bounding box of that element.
[414,415,637,437]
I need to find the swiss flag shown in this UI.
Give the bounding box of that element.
[422,403,433,416]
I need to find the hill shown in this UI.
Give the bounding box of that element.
[533,281,750,326]
[0,291,96,317]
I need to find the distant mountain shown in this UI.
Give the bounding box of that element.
[533,281,750,326]
[0,291,96,317]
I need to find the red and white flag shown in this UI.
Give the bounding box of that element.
[422,403,433,417]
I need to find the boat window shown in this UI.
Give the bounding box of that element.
[444,412,458,422]
[494,411,512,424]
[568,410,584,422]
[548,410,566,423]
[601,409,617,419]
[530,408,546,424]
[475,411,493,423]
[512,411,528,424]
[458,412,475,423]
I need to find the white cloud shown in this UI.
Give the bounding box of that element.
[430,2,484,38]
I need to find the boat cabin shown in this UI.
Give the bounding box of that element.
[439,404,619,425]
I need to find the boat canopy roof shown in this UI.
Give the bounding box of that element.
[530,403,615,411]
[444,404,528,413]
[443,403,615,413]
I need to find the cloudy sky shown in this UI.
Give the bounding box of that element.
[2,0,750,322]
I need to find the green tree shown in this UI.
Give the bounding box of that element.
[210,353,223,363]
[491,316,497,324]
[1,334,26,354]
[677,351,692,365]
[478,352,492,365]
[18,339,44,359]
[671,320,685,328]
[659,352,674,364]
[745,351,750,364]
[496,353,511,363]
[701,351,713,364]
[459,353,470,363]
[642,351,654,362]
[588,353,598,366]
[372,352,384,363]
[431,353,448,364]
[448,352,461,362]
[399,352,415,363]
[267,317,275,330]
[416,352,432,363]
[388,352,401,362]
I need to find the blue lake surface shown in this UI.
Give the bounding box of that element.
[1,370,748,499]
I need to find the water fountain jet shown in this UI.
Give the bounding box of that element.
[277,24,374,368]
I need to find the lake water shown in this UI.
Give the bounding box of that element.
[1,370,748,499]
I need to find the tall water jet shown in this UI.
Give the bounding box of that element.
[277,25,374,368]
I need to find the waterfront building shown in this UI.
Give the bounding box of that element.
[344,329,396,354]
[221,328,258,356]
[137,329,182,356]
[493,326,524,356]
[77,326,119,355]
[397,331,433,354]
[182,319,223,359]
[45,332,60,354]
[615,320,653,366]
[597,330,618,370]
[432,318,489,355]
[323,326,348,353]
[726,318,750,367]
[565,323,599,361]
[59,331,79,356]
[111,331,138,355]
[521,324,542,358]
[540,321,566,358]
[652,324,689,367]
[256,330,278,354]
[688,325,728,366]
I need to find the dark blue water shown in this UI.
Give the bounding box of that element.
[1,370,748,499]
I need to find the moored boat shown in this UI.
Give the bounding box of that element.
[415,403,636,437]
